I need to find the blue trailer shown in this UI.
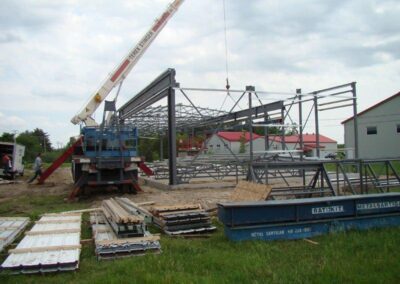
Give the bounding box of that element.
[218,193,400,241]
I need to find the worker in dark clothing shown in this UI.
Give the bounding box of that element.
[2,154,11,174]
[28,153,43,183]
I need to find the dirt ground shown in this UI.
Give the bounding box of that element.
[0,168,234,210]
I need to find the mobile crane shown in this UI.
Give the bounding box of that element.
[38,0,185,199]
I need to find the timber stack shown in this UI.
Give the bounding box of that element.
[150,203,216,235]
[90,198,160,260]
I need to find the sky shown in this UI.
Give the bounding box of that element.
[0,0,399,146]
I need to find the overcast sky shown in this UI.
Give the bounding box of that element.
[0,0,399,146]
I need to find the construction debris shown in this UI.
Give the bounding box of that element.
[151,204,216,235]
[90,210,161,260]
[0,178,14,185]
[230,181,272,201]
[1,213,82,274]
[0,217,30,252]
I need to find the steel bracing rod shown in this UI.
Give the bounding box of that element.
[318,97,355,107]
[179,89,205,118]
[319,103,354,112]
[285,89,353,101]
[322,164,337,196]
[365,163,383,192]
[387,161,400,181]
[283,94,354,107]
[270,102,314,153]
[310,82,354,95]
[175,87,298,96]
[181,91,248,170]
[253,92,264,106]
[337,163,356,194]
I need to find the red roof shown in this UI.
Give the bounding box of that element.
[217,131,261,142]
[341,91,400,124]
[265,134,336,143]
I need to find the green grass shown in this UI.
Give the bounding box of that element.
[1,194,400,283]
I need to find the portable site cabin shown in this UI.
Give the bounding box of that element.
[0,142,25,178]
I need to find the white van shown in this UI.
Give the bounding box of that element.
[0,142,25,179]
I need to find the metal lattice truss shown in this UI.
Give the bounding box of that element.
[124,103,228,135]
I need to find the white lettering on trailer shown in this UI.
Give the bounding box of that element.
[357,201,400,210]
[311,205,344,215]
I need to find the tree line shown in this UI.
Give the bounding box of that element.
[0,128,64,163]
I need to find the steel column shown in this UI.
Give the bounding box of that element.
[314,93,320,158]
[297,88,305,186]
[168,87,177,185]
[351,82,359,159]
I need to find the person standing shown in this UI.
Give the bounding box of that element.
[28,153,43,183]
[2,154,12,174]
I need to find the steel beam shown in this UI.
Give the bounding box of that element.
[119,68,177,120]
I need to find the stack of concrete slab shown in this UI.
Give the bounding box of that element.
[1,213,82,274]
[0,217,30,252]
[90,198,160,260]
[151,204,216,235]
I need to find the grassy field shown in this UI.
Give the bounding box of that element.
[1,194,400,283]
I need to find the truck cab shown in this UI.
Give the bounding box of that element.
[71,125,140,196]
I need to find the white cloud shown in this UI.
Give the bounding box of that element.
[0,0,399,145]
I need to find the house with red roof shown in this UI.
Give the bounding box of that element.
[247,133,337,157]
[342,91,400,159]
[204,131,337,157]
[204,131,261,154]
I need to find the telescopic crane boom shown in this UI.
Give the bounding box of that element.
[71,0,185,126]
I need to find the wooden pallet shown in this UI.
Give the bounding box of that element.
[230,181,272,201]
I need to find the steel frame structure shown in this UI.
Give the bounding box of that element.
[118,68,396,199]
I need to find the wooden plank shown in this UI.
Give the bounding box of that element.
[80,238,94,245]
[26,228,80,235]
[95,235,160,246]
[42,212,82,217]
[102,199,144,224]
[9,244,81,254]
[230,181,272,201]
[58,208,101,214]
[303,238,319,245]
[151,203,202,214]
[158,209,205,217]
[36,219,81,224]
[136,201,155,206]
[172,234,212,239]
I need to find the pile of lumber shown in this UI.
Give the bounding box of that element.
[102,198,146,237]
[150,204,216,235]
[230,181,272,201]
[91,198,160,260]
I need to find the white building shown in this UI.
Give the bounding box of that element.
[246,134,338,158]
[204,131,261,154]
[342,92,400,159]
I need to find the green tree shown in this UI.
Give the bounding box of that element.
[239,130,246,153]
[0,132,15,142]
[16,131,42,162]
[32,128,53,151]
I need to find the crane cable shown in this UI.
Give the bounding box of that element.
[219,0,241,111]
[223,0,229,91]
